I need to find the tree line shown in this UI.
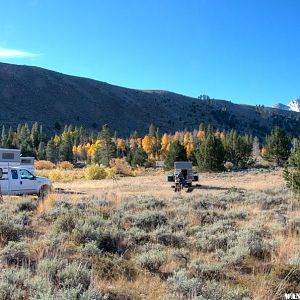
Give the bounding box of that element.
[2,121,300,195]
[0,122,295,169]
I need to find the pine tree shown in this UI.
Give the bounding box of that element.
[148,124,156,137]
[31,122,40,149]
[284,140,300,195]
[46,139,57,163]
[127,146,148,167]
[93,125,116,166]
[1,126,7,148]
[223,130,253,168]
[195,133,225,171]
[19,124,34,156]
[264,127,290,166]
[59,133,73,162]
[37,142,46,160]
[199,122,205,132]
[164,141,187,170]
[7,127,13,148]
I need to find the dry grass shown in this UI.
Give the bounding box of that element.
[0,168,299,299]
[53,168,285,202]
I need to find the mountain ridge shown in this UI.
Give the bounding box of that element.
[1,62,300,138]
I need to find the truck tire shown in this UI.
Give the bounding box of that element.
[39,185,50,200]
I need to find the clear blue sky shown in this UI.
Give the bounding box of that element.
[1,0,299,106]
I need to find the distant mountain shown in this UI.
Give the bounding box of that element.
[1,62,300,138]
[273,99,300,112]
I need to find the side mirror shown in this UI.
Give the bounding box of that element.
[32,176,36,180]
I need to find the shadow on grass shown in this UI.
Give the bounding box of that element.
[191,184,229,191]
[54,188,86,195]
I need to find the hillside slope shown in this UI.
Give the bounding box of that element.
[0,62,300,137]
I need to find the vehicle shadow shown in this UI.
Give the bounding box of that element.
[54,188,86,195]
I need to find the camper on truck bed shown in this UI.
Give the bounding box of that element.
[167,161,199,192]
[0,148,51,198]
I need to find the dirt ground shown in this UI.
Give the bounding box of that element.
[53,168,286,201]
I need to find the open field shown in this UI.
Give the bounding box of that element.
[53,168,286,201]
[0,169,299,299]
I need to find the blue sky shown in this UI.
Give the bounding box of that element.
[0,0,299,106]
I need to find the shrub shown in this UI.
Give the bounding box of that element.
[0,268,32,300]
[57,261,91,292]
[69,220,122,254]
[288,253,300,266]
[109,158,133,176]
[195,220,236,252]
[0,218,24,246]
[48,169,70,182]
[0,241,31,266]
[167,269,202,296]
[153,226,186,247]
[237,228,272,259]
[79,289,111,300]
[93,253,137,281]
[189,259,223,280]
[201,280,250,300]
[16,201,37,212]
[84,164,106,180]
[217,245,250,267]
[35,160,55,170]
[55,212,77,234]
[105,167,117,179]
[57,161,74,170]
[135,247,167,273]
[122,195,165,210]
[128,227,149,244]
[37,258,66,284]
[134,211,168,231]
[79,241,102,257]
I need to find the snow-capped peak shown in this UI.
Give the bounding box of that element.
[272,99,300,112]
[288,99,300,112]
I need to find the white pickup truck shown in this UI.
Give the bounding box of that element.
[0,148,52,198]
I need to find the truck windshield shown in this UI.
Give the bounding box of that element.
[20,169,34,180]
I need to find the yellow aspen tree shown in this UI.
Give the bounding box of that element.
[186,143,194,158]
[173,131,181,141]
[117,138,126,151]
[54,135,61,146]
[197,130,206,141]
[161,133,169,153]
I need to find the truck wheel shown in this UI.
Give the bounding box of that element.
[39,185,50,200]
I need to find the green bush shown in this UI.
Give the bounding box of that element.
[84,164,106,180]
[135,247,167,273]
[0,241,31,266]
[0,269,32,300]
[167,269,201,296]
[133,211,168,231]
[128,227,149,244]
[153,226,186,247]
[16,201,37,212]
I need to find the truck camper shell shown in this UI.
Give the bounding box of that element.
[20,157,35,173]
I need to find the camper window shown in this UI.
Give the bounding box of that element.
[2,153,14,160]
[21,159,31,164]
